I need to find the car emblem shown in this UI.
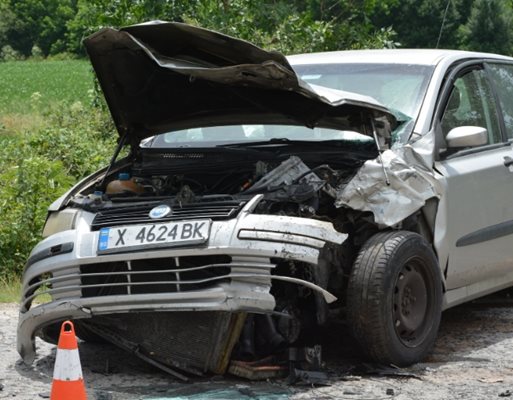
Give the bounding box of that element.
[149,205,172,219]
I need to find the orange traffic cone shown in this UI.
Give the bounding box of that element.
[50,320,87,400]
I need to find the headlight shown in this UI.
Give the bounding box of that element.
[42,209,79,238]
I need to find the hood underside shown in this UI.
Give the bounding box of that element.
[84,21,396,145]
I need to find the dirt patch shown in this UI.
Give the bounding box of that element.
[3,299,513,399]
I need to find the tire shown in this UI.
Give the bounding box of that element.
[346,230,442,366]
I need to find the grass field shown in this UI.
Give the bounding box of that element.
[0,59,93,115]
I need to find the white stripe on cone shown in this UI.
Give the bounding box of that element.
[53,349,83,381]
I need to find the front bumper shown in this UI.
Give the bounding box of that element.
[17,195,347,363]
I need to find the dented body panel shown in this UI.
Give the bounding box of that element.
[18,194,345,364]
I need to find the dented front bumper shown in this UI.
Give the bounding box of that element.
[17,195,346,364]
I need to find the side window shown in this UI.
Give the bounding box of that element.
[441,69,502,145]
[487,63,513,139]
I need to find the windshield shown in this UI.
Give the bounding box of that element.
[149,125,373,148]
[148,63,433,148]
[294,63,433,141]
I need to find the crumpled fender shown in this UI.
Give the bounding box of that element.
[336,130,442,226]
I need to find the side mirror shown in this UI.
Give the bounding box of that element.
[446,126,488,148]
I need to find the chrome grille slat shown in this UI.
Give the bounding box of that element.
[91,199,245,230]
[25,263,255,293]
[22,256,274,310]
[26,271,272,304]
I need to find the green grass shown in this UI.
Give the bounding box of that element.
[0,276,53,303]
[0,276,21,302]
[0,59,93,114]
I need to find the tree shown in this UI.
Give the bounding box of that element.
[459,0,513,54]
[67,0,208,54]
[2,0,403,58]
[0,0,16,51]
[182,0,399,53]
[3,0,77,56]
[370,0,466,49]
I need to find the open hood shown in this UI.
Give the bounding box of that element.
[84,21,396,146]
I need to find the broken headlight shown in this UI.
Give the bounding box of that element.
[42,209,79,238]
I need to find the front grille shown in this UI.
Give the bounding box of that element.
[91,197,246,230]
[80,255,232,297]
[21,255,274,312]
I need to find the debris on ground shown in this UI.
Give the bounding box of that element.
[359,363,423,380]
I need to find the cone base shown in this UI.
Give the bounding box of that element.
[50,379,87,400]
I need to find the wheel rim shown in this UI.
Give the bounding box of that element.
[393,257,433,347]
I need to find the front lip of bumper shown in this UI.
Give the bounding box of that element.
[17,287,275,364]
[18,195,347,364]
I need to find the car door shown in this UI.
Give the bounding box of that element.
[434,64,513,291]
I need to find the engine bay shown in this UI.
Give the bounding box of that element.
[72,139,379,221]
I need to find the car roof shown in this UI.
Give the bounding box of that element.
[287,49,513,66]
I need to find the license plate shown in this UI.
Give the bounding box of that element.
[97,220,211,253]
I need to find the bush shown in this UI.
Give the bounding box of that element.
[0,155,74,277]
[31,45,44,59]
[1,45,23,61]
[0,103,116,278]
[29,102,116,177]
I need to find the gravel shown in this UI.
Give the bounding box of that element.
[3,297,513,399]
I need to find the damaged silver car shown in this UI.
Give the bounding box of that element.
[18,21,513,377]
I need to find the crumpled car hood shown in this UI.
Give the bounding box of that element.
[84,21,395,145]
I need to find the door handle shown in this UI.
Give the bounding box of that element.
[504,156,513,167]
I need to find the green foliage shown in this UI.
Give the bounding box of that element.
[0,104,116,278]
[370,0,465,49]
[0,275,21,302]
[0,45,23,61]
[459,0,513,54]
[66,0,192,54]
[0,149,74,276]
[297,0,401,49]
[182,1,334,54]
[31,45,44,59]
[0,0,17,51]
[181,0,398,54]
[3,0,76,56]
[369,0,513,54]
[2,0,513,57]
[1,0,404,57]
[28,102,116,177]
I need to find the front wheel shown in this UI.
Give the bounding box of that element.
[346,231,442,366]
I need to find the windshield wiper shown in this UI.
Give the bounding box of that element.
[218,138,349,148]
[219,138,295,147]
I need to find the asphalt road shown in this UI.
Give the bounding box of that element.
[3,294,513,399]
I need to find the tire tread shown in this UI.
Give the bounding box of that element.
[346,231,442,365]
